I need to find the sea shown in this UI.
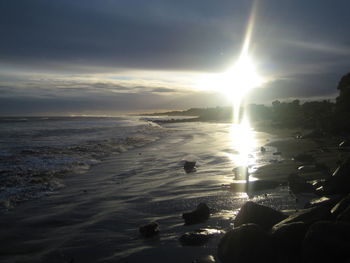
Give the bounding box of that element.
[0,116,299,263]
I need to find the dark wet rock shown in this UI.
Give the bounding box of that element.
[139,221,160,238]
[302,221,350,263]
[322,159,350,195]
[192,255,216,263]
[234,201,287,230]
[293,153,315,163]
[339,140,350,152]
[271,222,307,262]
[230,180,280,193]
[338,206,350,222]
[180,229,222,246]
[304,195,342,209]
[332,194,350,218]
[184,161,196,173]
[273,151,282,155]
[183,203,210,225]
[260,146,266,153]
[288,173,315,194]
[273,205,333,230]
[217,223,275,263]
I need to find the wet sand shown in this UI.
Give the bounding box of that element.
[0,122,329,263]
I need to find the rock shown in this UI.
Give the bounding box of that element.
[184,161,196,173]
[271,222,307,262]
[180,229,222,246]
[192,255,216,263]
[304,195,342,209]
[234,201,287,230]
[183,203,210,225]
[339,140,350,152]
[338,206,350,222]
[288,173,315,194]
[273,151,282,155]
[260,146,266,153]
[293,153,315,163]
[217,224,275,263]
[273,205,333,230]
[332,194,350,217]
[302,221,350,263]
[139,221,160,237]
[322,159,350,195]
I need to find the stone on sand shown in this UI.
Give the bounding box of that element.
[182,203,210,225]
[139,221,160,238]
[234,201,287,231]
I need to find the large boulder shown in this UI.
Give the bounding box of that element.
[273,205,333,230]
[217,224,275,263]
[331,194,350,218]
[302,221,350,263]
[234,201,287,231]
[271,222,308,262]
[183,203,210,225]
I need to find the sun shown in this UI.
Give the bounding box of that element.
[196,54,264,122]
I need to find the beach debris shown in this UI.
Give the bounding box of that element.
[139,221,160,238]
[302,221,350,263]
[182,203,210,225]
[271,222,307,262]
[192,255,216,263]
[288,173,315,194]
[234,201,287,231]
[184,161,196,173]
[179,228,222,246]
[217,224,274,263]
[272,205,333,230]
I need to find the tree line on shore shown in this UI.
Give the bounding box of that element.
[153,72,350,135]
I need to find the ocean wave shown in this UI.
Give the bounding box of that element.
[0,118,167,210]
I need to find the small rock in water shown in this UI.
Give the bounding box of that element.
[260,146,266,153]
[183,203,210,225]
[192,255,216,263]
[180,229,222,246]
[139,221,160,238]
[184,161,196,173]
[273,151,282,155]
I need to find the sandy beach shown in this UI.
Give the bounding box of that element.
[0,120,344,263]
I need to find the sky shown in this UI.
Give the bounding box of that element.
[1,0,350,115]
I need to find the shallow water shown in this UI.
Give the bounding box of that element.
[0,120,298,262]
